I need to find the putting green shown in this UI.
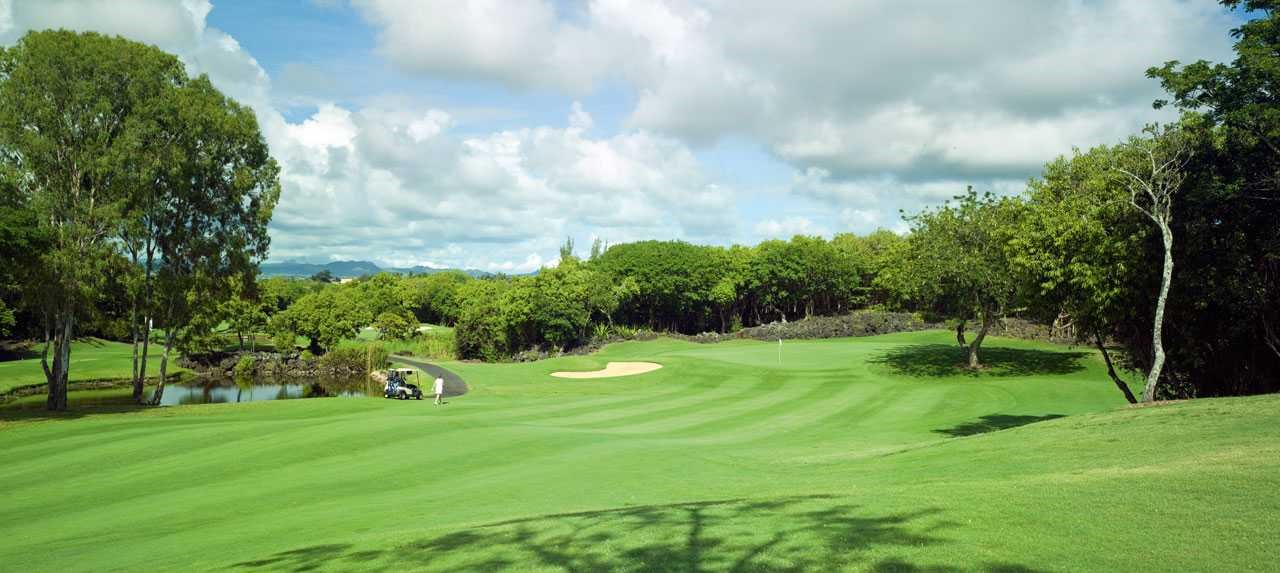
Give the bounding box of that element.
[1,330,1276,571]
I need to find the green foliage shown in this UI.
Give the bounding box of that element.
[361,329,456,361]
[398,271,471,325]
[1008,145,1151,348]
[832,230,905,307]
[374,310,417,341]
[233,355,255,383]
[274,287,371,353]
[594,240,730,333]
[880,188,1023,367]
[453,280,510,361]
[270,328,297,353]
[0,300,12,336]
[0,199,47,338]
[881,189,1021,319]
[258,276,316,316]
[222,283,268,350]
[0,30,190,408]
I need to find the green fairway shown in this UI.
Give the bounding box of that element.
[0,338,184,394]
[1,330,1276,571]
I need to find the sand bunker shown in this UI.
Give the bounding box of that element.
[551,362,663,379]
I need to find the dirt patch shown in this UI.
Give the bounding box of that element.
[551,362,663,379]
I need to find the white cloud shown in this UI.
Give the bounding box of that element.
[0,1,744,269]
[754,216,824,239]
[351,0,609,93]
[3,0,1240,266]
[354,0,1235,199]
[487,253,553,274]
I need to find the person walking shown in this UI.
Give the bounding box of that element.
[433,375,445,405]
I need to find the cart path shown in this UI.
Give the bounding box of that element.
[389,356,469,397]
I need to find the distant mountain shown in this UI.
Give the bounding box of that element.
[259,260,493,279]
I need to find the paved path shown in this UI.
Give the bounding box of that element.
[389,355,469,397]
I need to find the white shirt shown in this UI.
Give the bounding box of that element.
[433,377,444,394]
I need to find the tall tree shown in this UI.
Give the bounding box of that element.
[0,31,185,410]
[145,75,280,405]
[1113,126,1192,402]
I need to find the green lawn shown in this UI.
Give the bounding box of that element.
[0,330,1276,571]
[0,338,185,394]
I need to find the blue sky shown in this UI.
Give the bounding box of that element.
[0,0,1243,272]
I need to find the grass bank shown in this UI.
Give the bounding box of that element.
[0,338,186,394]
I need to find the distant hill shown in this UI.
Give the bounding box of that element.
[259,260,493,279]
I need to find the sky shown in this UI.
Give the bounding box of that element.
[0,0,1243,273]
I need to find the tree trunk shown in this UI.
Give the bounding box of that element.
[133,251,154,404]
[955,320,967,347]
[1094,330,1138,404]
[136,316,152,404]
[130,306,141,399]
[129,256,141,401]
[149,329,176,406]
[967,312,992,369]
[1142,225,1174,402]
[45,313,73,411]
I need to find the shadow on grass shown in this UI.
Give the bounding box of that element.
[0,340,40,361]
[0,389,149,422]
[870,344,1088,378]
[232,495,1045,572]
[0,379,183,422]
[934,414,1066,438]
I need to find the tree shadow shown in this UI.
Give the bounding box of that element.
[870,558,1044,572]
[0,340,40,361]
[0,383,164,422]
[933,414,1066,438]
[232,543,387,572]
[870,345,1088,378]
[231,495,1046,572]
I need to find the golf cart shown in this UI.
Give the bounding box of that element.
[384,367,423,400]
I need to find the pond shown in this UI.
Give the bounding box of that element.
[158,376,383,406]
[0,361,464,413]
[0,375,387,413]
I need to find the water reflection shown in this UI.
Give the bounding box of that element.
[162,376,379,406]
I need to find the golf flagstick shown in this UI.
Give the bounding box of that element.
[778,337,782,365]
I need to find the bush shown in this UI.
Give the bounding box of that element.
[318,343,389,372]
[233,355,255,382]
[270,329,297,353]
